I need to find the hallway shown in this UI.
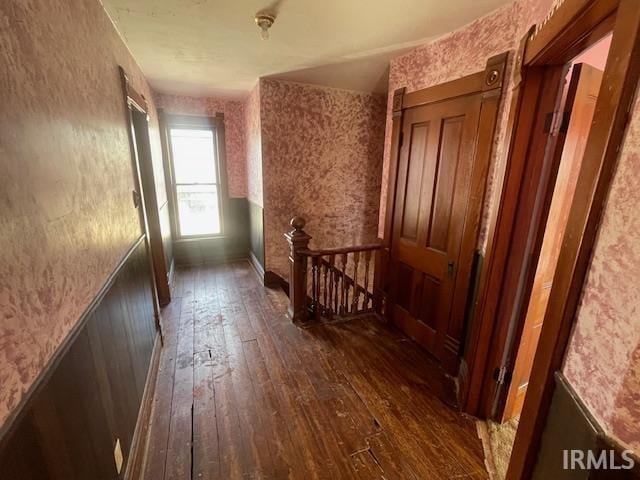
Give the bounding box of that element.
[141,262,487,479]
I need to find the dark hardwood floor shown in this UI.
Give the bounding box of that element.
[141,261,488,479]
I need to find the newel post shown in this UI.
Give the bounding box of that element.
[284,216,311,323]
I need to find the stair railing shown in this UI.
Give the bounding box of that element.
[284,216,382,324]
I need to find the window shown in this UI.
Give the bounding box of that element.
[168,124,224,237]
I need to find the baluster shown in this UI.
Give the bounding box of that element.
[329,254,336,317]
[333,260,340,315]
[363,250,372,310]
[340,253,348,315]
[311,256,319,320]
[322,257,329,316]
[351,251,360,313]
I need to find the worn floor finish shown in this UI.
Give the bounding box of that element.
[141,262,488,479]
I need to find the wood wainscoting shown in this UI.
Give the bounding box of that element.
[172,198,250,266]
[248,200,265,278]
[0,236,159,479]
[532,373,640,479]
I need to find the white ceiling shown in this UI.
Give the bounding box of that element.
[102,0,513,98]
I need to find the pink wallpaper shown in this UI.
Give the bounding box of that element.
[154,93,247,198]
[260,79,386,278]
[381,2,521,251]
[563,94,640,452]
[244,83,263,206]
[0,0,165,426]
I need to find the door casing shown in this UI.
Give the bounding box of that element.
[451,0,640,478]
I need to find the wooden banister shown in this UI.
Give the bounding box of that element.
[284,216,382,325]
[284,216,311,323]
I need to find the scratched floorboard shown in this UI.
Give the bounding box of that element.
[141,261,488,480]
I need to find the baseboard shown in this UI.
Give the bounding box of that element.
[264,270,289,294]
[248,251,265,283]
[175,253,250,268]
[124,333,162,480]
[168,258,175,288]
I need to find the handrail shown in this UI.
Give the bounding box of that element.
[284,216,382,324]
[299,243,382,257]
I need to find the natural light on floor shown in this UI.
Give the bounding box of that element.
[169,128,221,236]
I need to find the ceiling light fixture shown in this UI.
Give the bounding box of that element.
[255,12,275,40]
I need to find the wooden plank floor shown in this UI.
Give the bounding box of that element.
[141,261,488,479]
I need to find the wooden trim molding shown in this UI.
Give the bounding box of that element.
[119,67,166,334]
[264,270,289,294]
[507,1,640,477]
[401,71,485,109]
[526,0,619,65]
[460,30,533,414]
[248,252,266,283]
[124,333,162,480]
[120,67,148,113]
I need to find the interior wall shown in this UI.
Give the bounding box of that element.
[0,0,164,428]
[153,93,247,198]
[260,79,386,279]
[563,93,640,453]
[242,83,265,271]
[244,83,263,207]
[379,0,639,455]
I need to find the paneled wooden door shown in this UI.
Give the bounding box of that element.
[390,93,483,372]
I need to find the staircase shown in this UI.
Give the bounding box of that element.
[284,216,383,324]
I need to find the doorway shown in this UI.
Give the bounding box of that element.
[120,68,170,336]
[475,34,613,479]
[502,35,611,423]
[382,53,508,375]
[458,0,640,478]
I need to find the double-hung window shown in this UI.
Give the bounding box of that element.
[166,115,225,238]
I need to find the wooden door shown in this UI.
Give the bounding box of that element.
[390,93,483,371]
[501,63,603,420]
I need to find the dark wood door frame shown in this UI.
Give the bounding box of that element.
[453,0,640,478]
[119,68,166,337]
[378,52,509,375]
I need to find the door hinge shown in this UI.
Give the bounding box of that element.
[493,366,512,386]
[543,111,570,135]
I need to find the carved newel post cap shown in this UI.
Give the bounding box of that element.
[290,216,306,231]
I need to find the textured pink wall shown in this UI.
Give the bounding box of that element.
[153,93,247,198]
[380,0,555,250]
[0,0,164,426]
[563,94,640,452]
[260,79,386,278]
[381,2,526,251]
[244,83,263,207]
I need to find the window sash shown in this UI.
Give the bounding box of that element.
[168,124,224,238]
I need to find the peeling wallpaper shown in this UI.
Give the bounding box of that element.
[0,0,164,426]
[244,83,263,207]
[153,93,247,198]
[260,79,386,279]
[563,94,640,452]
